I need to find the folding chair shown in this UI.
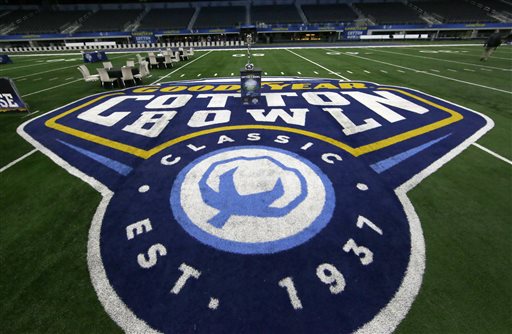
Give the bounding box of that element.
[102,61,113,70]
[126,60,135,67]
[148,55,159,69]
[97,68,116,88]
[77,66,99,82]
[121,67,137,87]
[163,55,174,68]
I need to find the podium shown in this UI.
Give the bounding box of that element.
[240,67,262,105]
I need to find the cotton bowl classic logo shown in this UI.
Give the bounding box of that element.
[19,78,492,333]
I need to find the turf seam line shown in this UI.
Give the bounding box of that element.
[326,49,512,95]
[473,143,512,166]
[150,51,213,85]
[285,49,350,81]
[0,149,37,173]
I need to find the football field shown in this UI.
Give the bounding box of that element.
[1,43,511,333]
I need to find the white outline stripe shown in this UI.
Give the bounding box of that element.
[326,49,512,95]
[150,51,212,85]
[0,149,37,173]
[473,143,512,165]
[285,49,350,80]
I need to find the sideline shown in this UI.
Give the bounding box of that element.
[325,49,512,95]
[0,149,37,173]
[22,79,83,97]
[473,143,512,166]
[370,48,512,71]
[14,54,128,80]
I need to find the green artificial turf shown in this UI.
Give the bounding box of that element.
[0,43,510,333]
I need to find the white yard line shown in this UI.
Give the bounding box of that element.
[380,70,388,73]
[180,73,185,77]
[150,51,212,85]
[463,68,475,72]
[13,54,127,80]
[49,77,59,81]
[285,49,350,80]
[370,48,512,71]
[22,78,83,97]
[280,71,285,75]
[22,109,40,118]
[327,49,512,95]
[473,143,512,166]
[0,149,37,173]
[430,69,440,72]
[347,70,353,74]
[65,77,75,80]
[397,70,405,73]
[364,70,371,73]
[448,69,457,72]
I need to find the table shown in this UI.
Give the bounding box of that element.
[0,55,12,64]
[145,56,165,63]
[107,67,140,79]
[83,51,108,63]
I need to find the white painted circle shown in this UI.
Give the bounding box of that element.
[175,148,331,244]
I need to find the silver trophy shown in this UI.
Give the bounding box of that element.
[245,34,254,70]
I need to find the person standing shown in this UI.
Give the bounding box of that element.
[481,31,502,61]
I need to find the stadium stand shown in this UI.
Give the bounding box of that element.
[473,0,512,13]
[75,9,142,32]
[138,8,195,30]
[194,6,246,29]
[353,2,424,25]
[10,10,88,34]
[251,5,303,25]
[301,4,358,24]
[0,10,35,26]
[412,0,497,23]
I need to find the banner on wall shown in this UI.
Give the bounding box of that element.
[131,32,157,44]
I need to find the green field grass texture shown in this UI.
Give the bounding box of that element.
[0,43,511,333]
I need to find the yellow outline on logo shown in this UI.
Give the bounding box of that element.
[45,87,463,159]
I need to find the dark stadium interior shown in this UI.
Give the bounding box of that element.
[0,0,510,47]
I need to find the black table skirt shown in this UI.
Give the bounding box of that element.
[145,56,165,63]
[107,67,140,78]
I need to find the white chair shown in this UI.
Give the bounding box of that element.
[121,67,136,87]
[136,54,143,63]
[148,52,155,57]
[126,60,135,67]
[77,66,99,82]
[173,51,181,63]
[163,55,174,68]
[187,48,194,57]
[141,61,151,78]
[148,55,159,69]
[97,68,116,88]
[102,61,113,69]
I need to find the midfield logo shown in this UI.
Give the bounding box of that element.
[19,78,492,333]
